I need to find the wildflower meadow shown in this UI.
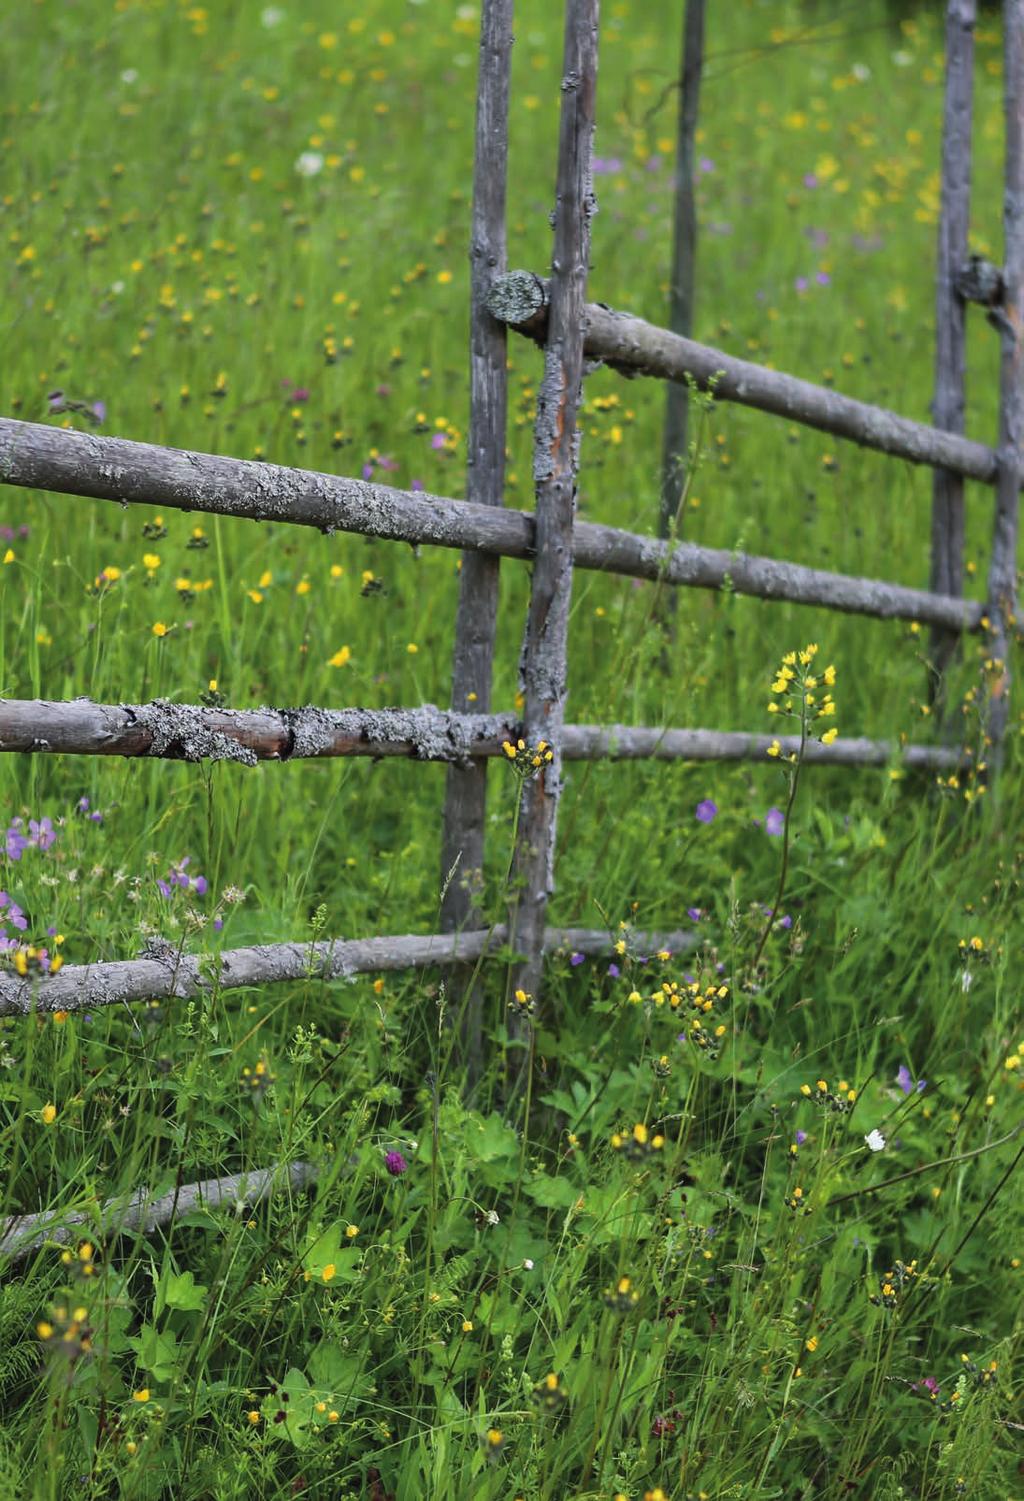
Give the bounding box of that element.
[1,1,1022,1498]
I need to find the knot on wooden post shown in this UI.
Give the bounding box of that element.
[485,270,548,329]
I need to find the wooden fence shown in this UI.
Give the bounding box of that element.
[0,0,1020,1249]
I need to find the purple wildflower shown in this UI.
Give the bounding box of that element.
[410,479,424,492]
[607,963,620,979]
[795,276,809,293]
[91,400,107,424]
[384,1150,408,1177]
[795,1129,807,1146]
[361,461,375,480]
[592,155,624,175]
[778,914,793,930]
[695,799,717,824]
[291,387,310,402]
[815,271,831,286]
[430,433,447,451]
[803,172,819,189]
[896,1064,926,1095]
[686,907,702,922]
[570,951,585,966]
[213,917,224,931]
[698,156,715,173]
[28,818,56,851]
[765,807,785,837]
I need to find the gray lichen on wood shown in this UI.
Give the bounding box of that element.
[511,0,600,1004]
[930,0,976,691]
[985,0,1024,759]
[1,1160,318,1265]
[487,273,1000,484]
[0,419,984,631]
[440,0,515,1082]
[0,924,691,1019]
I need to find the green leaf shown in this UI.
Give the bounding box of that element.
[155,1267,208,1315]
[127,1324,181,1382]
[523,1173,580,1210]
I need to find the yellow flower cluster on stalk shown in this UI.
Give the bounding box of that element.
[766,643,838,760]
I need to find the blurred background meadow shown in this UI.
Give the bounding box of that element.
[0,1,1022,1497]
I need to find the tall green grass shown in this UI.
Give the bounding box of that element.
[0,1,1021,1497]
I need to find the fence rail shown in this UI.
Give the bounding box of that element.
[487,272,1003,484]
[0,697,967,770]
[0,925,695,1018]
[0,420,983,629]
[0,0,1014,1049]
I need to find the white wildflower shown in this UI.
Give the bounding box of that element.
[295,151,324,178]
[864,1129,887,1153]
[260,6,284,26]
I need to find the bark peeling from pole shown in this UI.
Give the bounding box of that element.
[439,0,514,1076]
[0,418,984,630]
[511,0,600,1003]
[930,0,976,690]
[486,273,1001,484]
[661,0,706,538]
[985,1,1024,762]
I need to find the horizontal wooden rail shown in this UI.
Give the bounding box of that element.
[1,1161,318,1264]
[0,697,968,769]
[0,419,983,629]
[0,924,694,1017]
[487,271,1001,484]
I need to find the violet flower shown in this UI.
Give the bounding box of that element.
[695,799,717,824]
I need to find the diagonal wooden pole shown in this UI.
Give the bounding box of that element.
[660,0,706,543]
[438,0,514,1080]
[985,0,1024,765]
[930,0,976,703]
[509,0,600,1011]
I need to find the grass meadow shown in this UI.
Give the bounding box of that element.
[1,0,1023,1496]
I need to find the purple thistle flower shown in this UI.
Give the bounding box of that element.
[695,799,717,824]
[385,1150,408,1177]
[765,807,785,837]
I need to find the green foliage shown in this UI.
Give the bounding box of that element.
[0,1,1021,1499]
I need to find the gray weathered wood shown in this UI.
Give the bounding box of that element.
[0,1158,315,1266]
[0,924,692,1018]
[440,0,514,1077]
[1,1161,317,1265]
[0,419,983,628]
[930,0,976,690]
[986,0,1024,759]
[0,697,967,770]
[661,0,706,538]
[510,0,600,1004]
[486,272,1001,483]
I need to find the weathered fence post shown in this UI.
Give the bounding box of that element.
[438,0,513,1078]
[509,0,600,1009]
[930,0,976,701]
[985,0,1024,763]
[660,0,706,542]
